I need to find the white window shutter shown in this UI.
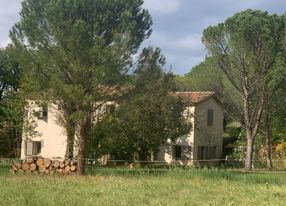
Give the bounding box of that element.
[26,141,33,156]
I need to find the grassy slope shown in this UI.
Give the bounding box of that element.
[0,167,285,206]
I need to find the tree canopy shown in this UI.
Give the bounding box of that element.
[202,9,286,170]
[11,0,152,174]
[88,47,191,161]
[0,45,23,157]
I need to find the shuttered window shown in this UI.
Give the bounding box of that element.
[198,146,217,160]
[207,109,214,126]
[209,146,216,159]
[35,105,48,122]
[26,141,41,156]
[26,141,33,156]
[174,145,182,160]
[198,146,208,160]
[42,105,48,122]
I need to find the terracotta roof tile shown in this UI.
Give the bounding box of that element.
[173,92,215,104]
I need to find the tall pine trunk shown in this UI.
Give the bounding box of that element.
[62,105,77,159]
[65,122,76,159]
[245,132,254,170]
[264,94,272,169]
[264,127,272,169]
[243,87,264,171]
[77,117,91,175]
[243,89,254,171]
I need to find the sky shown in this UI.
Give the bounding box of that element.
[1,0,286,74]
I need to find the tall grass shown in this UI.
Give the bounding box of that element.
[0,166,285,206]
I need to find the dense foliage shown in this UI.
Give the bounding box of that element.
[10,0,152,174]
[0,46,23,157]
[175,10,286,170]
[88,47,191,161]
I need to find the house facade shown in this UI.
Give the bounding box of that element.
[21,102,67,159]
[20,101,114,159]
[156,92,224,164]
[21,92,224,164]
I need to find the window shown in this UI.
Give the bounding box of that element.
[209,146,216,159]
[26,141,41,156]
[42,105,48,122]
[223,116,227,132]
[197,146,217,160]
[35,105,48,122]
[198,146,206,160]
[207,109,213,126]
[198,146,208,160]
[174,145,182,160]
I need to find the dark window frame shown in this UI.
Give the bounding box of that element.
[207,109,214,126]
[41,105,48,122]
[26,141,41,156]
[35,104,48,122]
[197,146,217,160]
[174,145,182,160]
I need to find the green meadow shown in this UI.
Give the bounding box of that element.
[0,167,285,206]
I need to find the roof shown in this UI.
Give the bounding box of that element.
[172,92,222,106]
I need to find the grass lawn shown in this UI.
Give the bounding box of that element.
[0,167,286,206]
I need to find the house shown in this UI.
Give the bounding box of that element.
[20,101,114,159]
[21,102,66,159]
[21,92,224,164]
[156,92,224,164]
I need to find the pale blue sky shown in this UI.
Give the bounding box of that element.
[1,0,286,74]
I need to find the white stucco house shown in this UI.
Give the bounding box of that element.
[21,92,224,164]
[156,92,224,164]
[20,101,114,160]
[21,101,67,159]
